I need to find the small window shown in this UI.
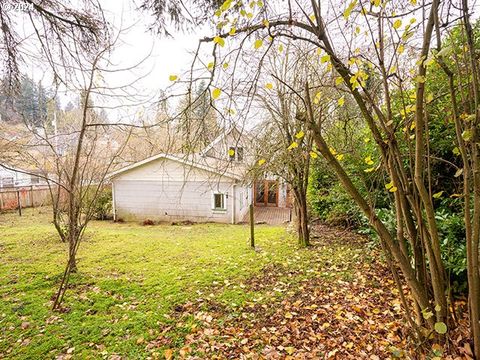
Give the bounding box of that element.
[237,147,244,161]
[1,177,14,188]
[213,193,226,210]
[228,146,244,162]
[30,175,40,184]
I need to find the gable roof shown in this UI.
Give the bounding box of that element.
[107,153,243,180]
[200,124,251,156]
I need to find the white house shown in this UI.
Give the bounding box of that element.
[0,166,45,188]
[109,127,290,224]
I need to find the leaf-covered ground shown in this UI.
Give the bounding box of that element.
[147,226,473,360]
[0,209,472,359]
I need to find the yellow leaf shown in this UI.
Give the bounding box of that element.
[385,181,394,190]
[410,0,417,4]
[220,0,233,11]
[335,77,343,86]
[229,27,236,35]
[434,322,447,334]
[263,19,270,27]
[284,312,293,319]
[414,75,426,83]
[329,147,337,155]
[321,54,331,63]
[228,149,235,156]
[343,0,357,19]
[450,193,463,198]
[336,154,344,161]
[285,346,295,355]
[310,151,318,159]
[265,83,273,90]
[338,96,345,107]
[393,19,402,30]
[364,167,375,173]
[287,142,299,150]
[254,39,263,49]
[246,12,253,19]
[432,191,444,199]
[258,159,266,165]
[389,186,398,193]
[164,349,174,360]
[207,62,214,70]
[410,121,416,130]
[398,44,405,54]
[462,130,473,141]
[295,130,305,139]
[169,74,178,81]
[454,168,463,177]
[424,57,435,67]
[214,36,225,47]
[212,88,222,99]
[313,92,322,104]
[223,62,229,69]
[278,44,284,53]
[364,156,374,165]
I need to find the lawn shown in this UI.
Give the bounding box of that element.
[1,207,437,359]
[0,208,307,359]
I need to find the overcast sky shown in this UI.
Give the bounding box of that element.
[15,0,214,121]
[101,0,210,92]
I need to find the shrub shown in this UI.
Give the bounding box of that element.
[92,187,113,220]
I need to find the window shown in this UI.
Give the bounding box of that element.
[30,175,40,185]
[1,177,14,188]
[237,147,244,161]
[213,193,226,210]
[228,146,244,162]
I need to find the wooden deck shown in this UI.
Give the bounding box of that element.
[242,206,292,225]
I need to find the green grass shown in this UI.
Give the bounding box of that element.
[0,208,308,359]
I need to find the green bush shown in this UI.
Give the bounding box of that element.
[92,186,113,220]
[435,207,467,293]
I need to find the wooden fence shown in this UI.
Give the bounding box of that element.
[0,186,51,212]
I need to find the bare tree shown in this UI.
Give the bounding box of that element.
[253,44,319,247]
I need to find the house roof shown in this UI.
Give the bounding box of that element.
[107,153,244,181]
[199,124,251,156]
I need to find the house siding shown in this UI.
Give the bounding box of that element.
[112,157,242,223]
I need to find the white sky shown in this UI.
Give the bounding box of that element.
[101,0,211,93]
[15,0,214,122]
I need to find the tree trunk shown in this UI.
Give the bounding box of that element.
[294,189,310,247]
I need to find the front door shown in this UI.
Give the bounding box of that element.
[254,180,278,207]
